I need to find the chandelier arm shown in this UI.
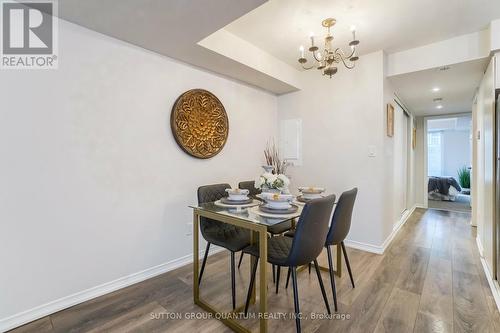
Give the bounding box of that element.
[334,47,355,60]
[311,50,323,62]
[301,63,315,70]
[336,52,355,69]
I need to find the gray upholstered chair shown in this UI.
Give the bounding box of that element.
[237,180,294,284]
[238,180,261,197]
[197,184,250,310]
[285,188,358,312]
[242,195,336,333]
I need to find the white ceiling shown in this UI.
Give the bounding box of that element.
[55,0,300,94]
[389,59,489,116]
[225,0,500,68]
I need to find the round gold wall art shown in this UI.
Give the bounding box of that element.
[170,89,229,159]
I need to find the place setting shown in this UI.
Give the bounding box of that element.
[294,187,326,205]
[214,188,260,212]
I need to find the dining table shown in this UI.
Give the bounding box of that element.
[190,198,342,333]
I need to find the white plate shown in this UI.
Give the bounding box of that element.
[265,201,292,210]
[301,193,322,200]
[258,193,293,202]
[227,194,249,201]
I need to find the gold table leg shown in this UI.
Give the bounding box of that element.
[258,227,268,333]
[192,209,270,333]
[193,211,199,301]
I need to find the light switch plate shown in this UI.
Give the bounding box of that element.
[368,145,377,157]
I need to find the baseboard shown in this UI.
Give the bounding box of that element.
[477,249,500,312]
[0,246,223,333]
[345,205,417,255]
[343,239,384,254]
[476,236,484,257]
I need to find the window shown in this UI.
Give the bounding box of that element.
[428,131,442,176]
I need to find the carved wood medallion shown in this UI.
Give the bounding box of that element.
[170,89,229,159]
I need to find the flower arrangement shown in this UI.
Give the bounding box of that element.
[255,173,290,192]
[263,139,288,175]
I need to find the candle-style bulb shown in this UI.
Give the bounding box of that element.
[299,45,304,58]
[350,25,356,32]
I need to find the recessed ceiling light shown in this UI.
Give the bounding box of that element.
[433,97,443,102]
[439,66,450,71]
[432,87,440,92]
[436,105,443,109]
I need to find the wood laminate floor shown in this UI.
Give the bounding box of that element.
[9,209,500,333]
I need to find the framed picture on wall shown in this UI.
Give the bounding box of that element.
[386,103,394,137]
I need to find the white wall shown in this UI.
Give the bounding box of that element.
[473,56,496,276]
[382,76,417,241]
[278,51,413,250]
[415,117,426,206]
[0,20,278,328]
[387,30,490,76]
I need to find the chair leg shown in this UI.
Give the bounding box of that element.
[285,267,291,289]
[308,262,311,274]
[238,252,244,269]
[230,252,236,310]
[341,241,355,288]
[244,257,259,315]
[198,243,211,286]
[326,245,338,312]
[275,266,281,294]
[291,267,301,333]
[313,259,331,314]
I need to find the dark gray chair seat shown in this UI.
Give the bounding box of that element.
[242,236,293,266]
[268,221,293,235]
[202,223,250,252]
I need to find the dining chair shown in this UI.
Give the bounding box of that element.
[197,184,251,310]
[238,180,261,197]
[242,195,336,333]
[284,188,358,312]
[237,181,294,284]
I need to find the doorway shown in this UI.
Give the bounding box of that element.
[424,114,472,212]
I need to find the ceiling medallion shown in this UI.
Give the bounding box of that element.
[298,17,360,78]
[170,89,229,159]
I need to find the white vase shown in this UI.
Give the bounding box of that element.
[262,165,274,173]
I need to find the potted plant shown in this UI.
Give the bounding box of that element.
[457,166,470,193]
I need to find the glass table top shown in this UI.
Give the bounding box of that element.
[190,201,303,227]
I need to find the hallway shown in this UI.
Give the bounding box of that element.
[10,208,500,333]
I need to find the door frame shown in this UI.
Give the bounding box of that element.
[422,112,473,209]
[394,97,413,215]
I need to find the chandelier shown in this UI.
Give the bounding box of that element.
[298,18,360,78]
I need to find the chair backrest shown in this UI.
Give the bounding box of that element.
[197,183,231,235]
[285,194,336,267]
[238,180,261,197]
[326,188,358,245]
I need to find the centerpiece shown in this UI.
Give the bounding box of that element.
[255,140,290,194]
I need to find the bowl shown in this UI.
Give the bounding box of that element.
[259,193,293,209]
[225,188,249,201]
[298,187,325,200]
